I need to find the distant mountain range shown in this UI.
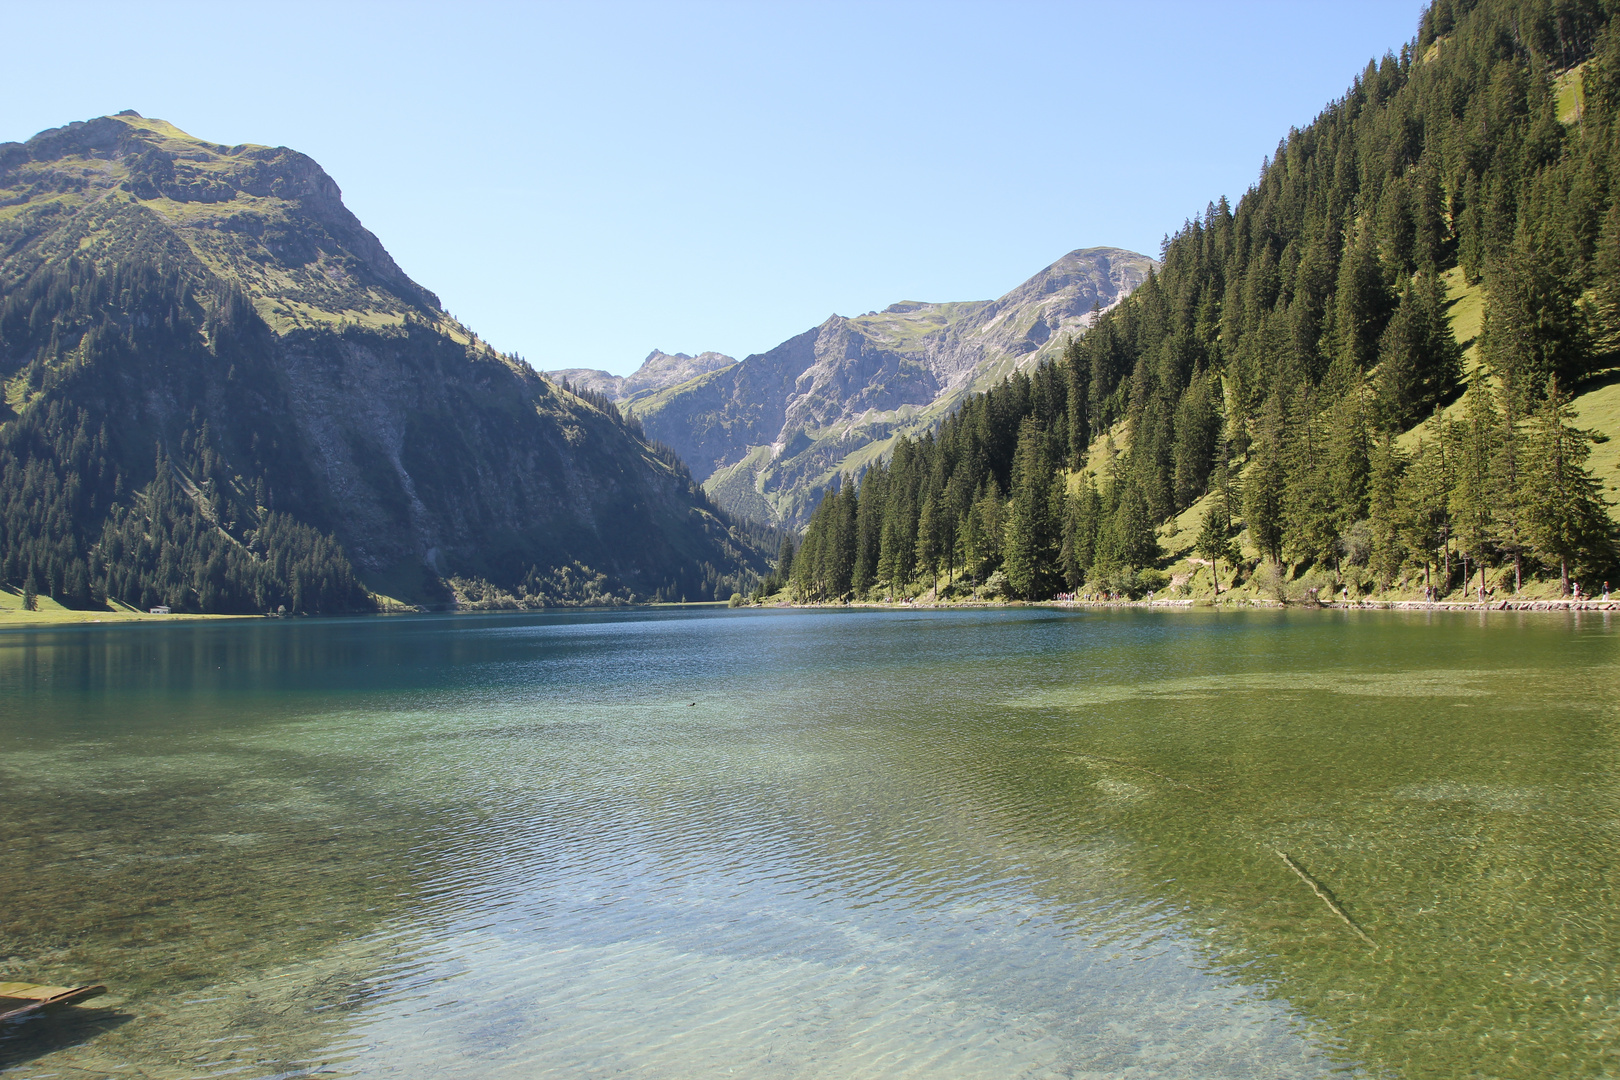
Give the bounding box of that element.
[550,349,736,407]
[0,113,767,611]
[556,248,1153,527]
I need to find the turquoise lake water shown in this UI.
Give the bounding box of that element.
[0,606,1616,1078]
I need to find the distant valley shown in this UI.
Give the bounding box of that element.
[553,247,1153,526]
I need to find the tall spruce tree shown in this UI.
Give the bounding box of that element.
[1111,481,1161,574]
[1522,377,1614,592]
[1400,412,1457,592]
[1366,434,1408,588]
[1060,473,1102,588]
[1243,395,1288,565]
[1003,418,1058,600]
[1481,227,1592,411]
[1449,382,1503,593]
[1193,479,1240,596]
[1490,395,1530,591]
[1376,274,1463,430]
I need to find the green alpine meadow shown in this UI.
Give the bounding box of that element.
[2,1,1620,1079]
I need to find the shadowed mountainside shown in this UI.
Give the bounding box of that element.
[0,113,767,610]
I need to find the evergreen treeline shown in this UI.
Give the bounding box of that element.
[789,0,1618,603]
[0,253,372,614]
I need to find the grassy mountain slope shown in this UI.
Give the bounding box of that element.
[631,247,1154,527]
[0,113,766,611]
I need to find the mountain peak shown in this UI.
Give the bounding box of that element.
[544,349,736,405]
[0,113,767,608]
[1,114,439,325]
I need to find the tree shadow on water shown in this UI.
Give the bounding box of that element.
[0,1006,133,1071]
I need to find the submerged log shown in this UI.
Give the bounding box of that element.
[1276,851,1377,948]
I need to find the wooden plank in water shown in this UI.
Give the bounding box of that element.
[0,983,107,1021]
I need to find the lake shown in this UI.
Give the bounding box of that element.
[0,606,1616,1078]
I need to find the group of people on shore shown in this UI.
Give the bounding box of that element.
[1049,580,1614,605]
[1407,580,1611,604]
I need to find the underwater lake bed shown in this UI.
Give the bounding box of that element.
[0,606,1615,1078]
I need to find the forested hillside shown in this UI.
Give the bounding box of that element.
[786,0,1619,603]
[0,114,768,615]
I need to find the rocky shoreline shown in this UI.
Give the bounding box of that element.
[761,596,1620,613]
[1055,597,1620,612]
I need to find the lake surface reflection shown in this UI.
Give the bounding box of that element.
[1,606,1616,1078]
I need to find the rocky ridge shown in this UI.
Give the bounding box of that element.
[549,349,736,405]
[618,247,1154,526]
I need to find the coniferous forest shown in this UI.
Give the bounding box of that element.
[0,263,373,615]
[785,0,1620,604]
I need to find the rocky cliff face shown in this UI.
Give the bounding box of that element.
[0,113,765,604]
[623,248,1154,526]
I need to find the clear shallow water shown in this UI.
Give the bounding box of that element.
[0,607,1616,1079]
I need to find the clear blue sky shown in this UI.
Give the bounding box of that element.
[5,1,1425,375]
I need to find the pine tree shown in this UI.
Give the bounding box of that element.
[1399,412,1456,592]
[1171,373,1220,511]
[777,535,796,582]
[1589,199,1620,352]
[1193,487,1239,596]
[1366,434,1407,588]
[1326,379,1372,567]
[1282,386,1337,570]
[851,465,883,595]
[876,512,902,594]
[792,499,827,600]
[1481,226,1592,412]
[1111,480,1160,572]
[1334,221,1395,374]
[829,478,858,597]
[914,494,941,593]
[938,468,969,587]
[1243,396,1288,564]
[1060,473,1102,587]
[1376,273,1463,429]
[1490,394,1530,592]
[1063,337,1090,470]
[1003,418,1058,600]
[1522,377,1615,593]
[965,479,1004,584]
[1449,381,1502,593]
